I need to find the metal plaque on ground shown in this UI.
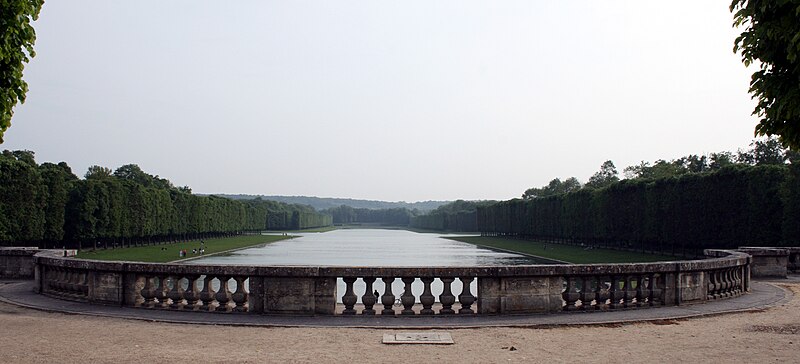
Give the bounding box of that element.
[382,332,454,345]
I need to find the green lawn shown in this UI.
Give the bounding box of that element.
[76,235,293,263]
[447,236,680,264]
[265,226,338,233]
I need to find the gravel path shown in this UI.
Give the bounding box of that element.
[2,283,798,363]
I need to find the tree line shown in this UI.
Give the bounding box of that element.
[0,151,332,249]
[409,200,496,232]
[523,137,796,199]
[479,141,800,257]
[321,205,414,226]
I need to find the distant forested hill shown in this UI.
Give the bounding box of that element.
[217,195,448,212]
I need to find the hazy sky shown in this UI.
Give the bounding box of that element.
[5,1,759,202]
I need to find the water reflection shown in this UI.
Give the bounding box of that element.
[187,229,552,266]
[186,229,555,303]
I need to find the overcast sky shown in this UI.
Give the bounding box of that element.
[5,1,759,202]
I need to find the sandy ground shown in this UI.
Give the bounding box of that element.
[1,284,799,363]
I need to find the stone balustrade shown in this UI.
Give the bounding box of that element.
[31,248,750,316]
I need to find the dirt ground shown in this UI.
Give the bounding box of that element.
[1,283,798,363]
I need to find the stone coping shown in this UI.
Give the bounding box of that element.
[737,247,791,256]
[33,248,750,277]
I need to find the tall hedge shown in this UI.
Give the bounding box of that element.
[477,165,797,256]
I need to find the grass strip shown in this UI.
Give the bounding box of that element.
[264,226,338,233]
[447,236,680,264]
[76,235,292,263]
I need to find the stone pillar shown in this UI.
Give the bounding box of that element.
[738,248,790,278]
[261,277,336,315]
[122,272,141,307]
[662,271,678,305]
[248,276,265,313]
[477,277,500,314]
[87,271,124,305]
[314,277,337,315]
[678,271,707,304]
[498,276,563,314]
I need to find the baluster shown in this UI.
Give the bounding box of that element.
[63,270,74,293]
[563,276,580,311]
[580,276,596,311]
[215,276,231,312]
[419,277,435,315]
[79,272,89,296]
[140,275,156,308]
[733,268,743,295]
[154,276,169,308]
[58,269,68,292]
[595,276,610,310]
[45,268,55,291]
[649,273,662,306]
[231,276,248,312]
[167,276,184,309]
[65,270,77,294]
[439,277,456,314]
[57,269,67,292]
[400,277,416,315]
[381,277,395,315]
[722,269,732,297]
[458,277,475,314]
[635,275,647,307]
[66,269,75,293]
[198,276,216,311]
[624,276,636,308]
[707,270,718,299]
[610,275,625,310]
[59,269,68,292]
[183,275,199,310]
[360,277,377,315]
[341,277,358,315]
[623,276,636,308]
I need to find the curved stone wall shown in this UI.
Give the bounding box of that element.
[33,249,750,316]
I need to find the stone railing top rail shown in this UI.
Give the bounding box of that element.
[737,247,793,255]
[0,247,43,256]
[33,249,750,277]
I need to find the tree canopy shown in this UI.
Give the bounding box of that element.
[0,0,44,143]
[731,0,800,150]
[522,177,582,199]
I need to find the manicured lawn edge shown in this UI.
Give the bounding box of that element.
[447,236,680,264]
[76,235,294,263]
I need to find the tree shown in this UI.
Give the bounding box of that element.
[85,165,112,179]
[737,137,787,165]
[0,0,44,143]
[522,177,581,199]
[585,160,619,189]
[731,0,800,150]
[709,152,736,170]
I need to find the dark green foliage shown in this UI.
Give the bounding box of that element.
[584,160,619,189]
[522,177,581,199]
[782,163,800,243]
[38,162,75,242]
[731,0,800,149]
[224,195,447,212]
[322,205,413,226]
[0,0,44,143]
[410,200,496,232]
[0,150,332,247]
[479,165,799,256]
[0,150,45,241]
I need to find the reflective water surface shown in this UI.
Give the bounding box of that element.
[186,229,555,303]
[188,228,553,266]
